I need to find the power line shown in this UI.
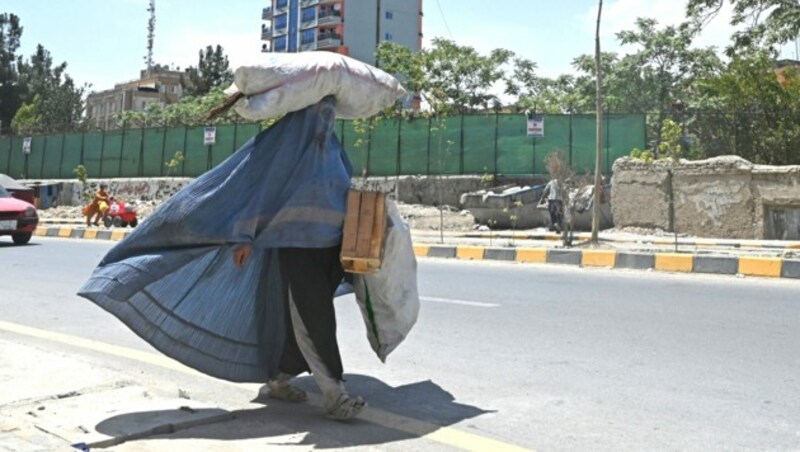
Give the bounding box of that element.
[435,0,453,39]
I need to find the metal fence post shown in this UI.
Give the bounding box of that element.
[118,127,127,178]
[232,122,239,155]
[459,114,465,175]
[58,132,66,178]
[159,127,167,177]
[181,126,188,177]
[7,136,13,174]
[569,112,574,168]
[396,118,402,176]
[99,129,106,178]
[138,127,146,177]
[79,131,85,166]
[40,135,48,179]
[426,116,432,176]
[493,112,499,177]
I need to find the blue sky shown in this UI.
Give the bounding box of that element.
[3,0,797,94]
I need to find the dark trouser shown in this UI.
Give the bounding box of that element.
[547,199,563,229]
[276,245,345,381]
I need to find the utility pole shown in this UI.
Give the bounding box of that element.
[591,0,604,244]
[145,0,156,76]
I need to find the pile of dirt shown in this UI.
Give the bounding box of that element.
[38,200,478,232]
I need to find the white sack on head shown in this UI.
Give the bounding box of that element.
[226,52,406,120]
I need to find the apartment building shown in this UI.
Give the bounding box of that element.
[261,0,423,66]
[85,67,186,130]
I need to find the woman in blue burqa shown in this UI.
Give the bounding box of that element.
[78,96,366,421]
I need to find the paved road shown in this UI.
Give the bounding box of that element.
[1,237,799,451]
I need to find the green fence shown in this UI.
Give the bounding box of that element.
[0,114,645,179]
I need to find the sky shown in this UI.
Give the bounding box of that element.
[3,0,799,94]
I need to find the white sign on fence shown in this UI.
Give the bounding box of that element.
[23,137,32,154]
[203,127,216,146]
[526,114,544,137]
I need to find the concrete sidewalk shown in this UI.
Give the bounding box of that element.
[31,223,800,281]
[0,323,523,451]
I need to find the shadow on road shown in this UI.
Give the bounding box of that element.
[93,375,493,449]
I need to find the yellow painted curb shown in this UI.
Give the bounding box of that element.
[739,257,782,278]
[83,229,98,239]
[110,230,126,241]
[413,244,430,257]
[788,243,800,250]
[456,246,485,260]
[653,239,674,246]
[34,226,48,236]
[58,227,72,238]
[582,249,616,267]
[655,253,693,272]
[516,248,547,263]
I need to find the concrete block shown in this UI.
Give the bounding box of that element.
[693,255,738,275]
[412,244,430,257]
[95,230,112,241]
[45,227,59,237]
[484,248,516,261]
[781,260,800,279]
[456,246,485,260]
[546,249,582,266]
[516,248,547,263]
[427,246,457,259]
[739,257,782,278]
[655,253,694,273]
[615,252,655,270]
[70,229,85,239]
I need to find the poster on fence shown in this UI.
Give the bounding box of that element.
[203,127,216,146]
[527,114,544,137]
[23,137,32,154]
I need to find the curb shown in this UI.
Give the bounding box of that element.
[34,226,800,280]
[415,244,800,280]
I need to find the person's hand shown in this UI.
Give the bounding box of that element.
[232,244,253,268]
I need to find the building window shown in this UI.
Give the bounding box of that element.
[276,0,288,8]
[385,32,393,41]
[301,7,316,23]
[274,14,288,29]
[385,11,393,19]
[302,29,315,44]
[275,36,287,51]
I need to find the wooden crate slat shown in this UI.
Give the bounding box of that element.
[355,191,377,258]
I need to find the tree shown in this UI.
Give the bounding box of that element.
[687,0,800,48]
[377,39,513,114]
[16,44,86,132]
[118,87,239,128]
[0,13,23,131]
[185,45,233,96]
[691,48,800,164]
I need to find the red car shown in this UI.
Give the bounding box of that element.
[0,185,39,245]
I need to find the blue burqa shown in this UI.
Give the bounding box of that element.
[78,97,353,383]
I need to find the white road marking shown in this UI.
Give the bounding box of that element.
[421,296,500,308]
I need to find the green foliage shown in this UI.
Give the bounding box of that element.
[0,13,23,130]
[11,96,41,134]
[687,0,800,48]
[72,164,90,200]
[117,87,238,128]
[164,151,184,176]
[185,45,233,96]
[377,39,513,114]
[690,48,800,164]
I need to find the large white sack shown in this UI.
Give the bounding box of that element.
[353,200,420,362]
[226,52,406,120]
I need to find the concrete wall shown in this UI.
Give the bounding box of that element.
[612,156,800,239]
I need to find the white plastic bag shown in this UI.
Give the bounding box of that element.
[226,52,406,120]
[353,200,420,362]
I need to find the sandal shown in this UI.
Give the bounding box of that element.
[325,394,366,421]
[260,379,308,403]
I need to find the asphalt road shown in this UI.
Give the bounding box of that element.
[1,237,799,451]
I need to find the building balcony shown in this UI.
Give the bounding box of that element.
[262,7,273,19]
[300,41,318,51]
[261,27,272,40]
[261,44,271,53]
[317,11,342,25]
[319,0,341,5]
[273,25,288,36]
[317,33,342,49]
[300,16,318,29]
[300,0,319,6]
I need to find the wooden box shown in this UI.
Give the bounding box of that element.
[341,189,387,274]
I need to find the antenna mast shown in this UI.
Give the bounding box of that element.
[145,0,156,75]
